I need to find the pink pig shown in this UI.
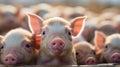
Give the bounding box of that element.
[0,28,40,65]
[74,41,97,65]
[94,31,120,63]
[27,13,87,65]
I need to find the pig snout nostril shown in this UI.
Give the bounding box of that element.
[52,43,56,46]
[12,58,15,61]
[51,38,65,50]
[5,58,8,61]
[5,56,16,62]
[51,39,64,46]
[85,57,96,64]
[60,42,63,46]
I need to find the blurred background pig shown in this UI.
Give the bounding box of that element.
[74,41,97,65]
[0,5,22,35]
[94,31,120,63]
[0,28,40,65]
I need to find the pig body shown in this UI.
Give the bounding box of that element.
[94,31,120,63]
[27,13,86,65]
[0,28,40,65]
[74,41,97,65]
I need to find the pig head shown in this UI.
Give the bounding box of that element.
[74,41,97,65]
[0,28,40,65]
[27,13,86,65]
[94,31,120,63]
[0,7,21,35]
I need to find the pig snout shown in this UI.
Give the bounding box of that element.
[85,57,96,65]
[50,37,65,52]
[110,53,120,63]
[8,18,15,23]
[3,54,17,65]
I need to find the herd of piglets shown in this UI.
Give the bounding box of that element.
[0,3,120,65]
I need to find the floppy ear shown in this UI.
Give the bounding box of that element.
[26,13,43,34]
[71,16,87,37]
[94,31,106,55]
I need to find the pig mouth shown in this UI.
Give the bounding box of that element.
[52,47,64,53]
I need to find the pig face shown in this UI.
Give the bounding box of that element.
[74,42,96,65]
[0,12,19,32]
[0,6,22,35]
[41,18,73,56]
[0,28,39,65]
[94,31,120,63]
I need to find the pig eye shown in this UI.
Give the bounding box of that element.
[104,45,109,51]
[76,52,80,56]
[66,29,71,36]
[92,51,96,55]
[42,31,46,35]
[22,40,32,52]
[0,45,4,50]
[68,31,71,36]
[25,44,31,48]
[105,45,108,49]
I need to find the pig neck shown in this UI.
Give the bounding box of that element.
[39,51,76,65]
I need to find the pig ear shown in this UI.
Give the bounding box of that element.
[71,16,87,37]
[15,6,21,17]
[26,13,43,34]
[34,35,41,50]
[94,31,106,55]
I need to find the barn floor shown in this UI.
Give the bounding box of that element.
[0,63,119,67]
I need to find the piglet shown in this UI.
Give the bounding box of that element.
[0,28,40,65]
[27,13,87,65]
[0,6,21,35]
[94,31,120,63]
[74,41,97,65]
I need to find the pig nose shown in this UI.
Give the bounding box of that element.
[51,38,65,50]
[8,18,15,23]
[85,57,96,65]
[4,54,17,64]
[111,53,120,63]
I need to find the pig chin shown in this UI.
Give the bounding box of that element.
[49,44,65,56]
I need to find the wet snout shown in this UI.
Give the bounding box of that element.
[50,37,65,52]
[3,54,17,65]
[85,57,96,65]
